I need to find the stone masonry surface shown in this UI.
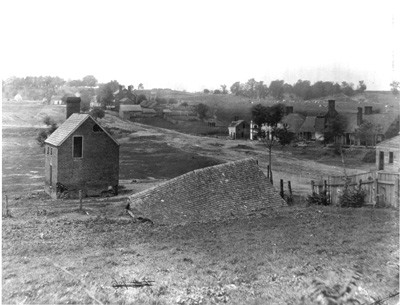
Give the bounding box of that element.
[129,158,287,225]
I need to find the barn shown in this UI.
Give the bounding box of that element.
[44,97,119,198]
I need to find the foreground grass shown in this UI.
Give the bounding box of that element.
[2,201,399,304]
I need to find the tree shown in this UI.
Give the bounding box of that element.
[390,81,399,95]
[324,114,347,145]
[252,103,287,181]
[137,94,147,104]
[96,80,119,108]
[256,81,268,99]
[356,121,381,147]
[341,82,355,96]
[213,89,222,94]
[221,84,228,94]
[203,89,210,94]
[269,80,285,100]
[82,75,98,87]
[36,116,58,147]
[79,88,96,111]
[356,80,367,93]
[244,78,257,98]
[195,103,209,119]
[89,108,105,120]
[138,83,144,90]
[230,81,241,96]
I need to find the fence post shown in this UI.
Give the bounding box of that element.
[311,180,315,194]
[374,178,379,206]
[79,190,83,211]
[267,165,270,178]
[270,171,273,185]
[4,195,8,217]
[280,179,284,198]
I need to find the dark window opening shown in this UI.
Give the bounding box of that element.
[389,152,394,164]
[93,124,103,132]
[73,136,83,158]
[47,147,49,154]
[50,148,52,155]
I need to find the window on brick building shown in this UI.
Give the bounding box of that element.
[389,152,394,164]
[73,136,83,158]
[47,146,49,154]
[50,147,52,155]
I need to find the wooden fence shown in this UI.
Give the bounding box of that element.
[312,171,400,208]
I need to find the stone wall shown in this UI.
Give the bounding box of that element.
[129,158,286,225]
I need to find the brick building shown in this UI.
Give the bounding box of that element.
[44,97,119,198]
[128,158,286,225]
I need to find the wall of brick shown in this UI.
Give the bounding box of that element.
[129,158,286,225]
[45,118,119,198]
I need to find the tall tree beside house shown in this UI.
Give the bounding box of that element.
[356,80,367,93]
[195,103,209,119]
[324,114,347,145]
[36,116,58,147]
[138,83,144,90]
[355,121,382,147]
[252,103,290,182]
[96,80,119,108]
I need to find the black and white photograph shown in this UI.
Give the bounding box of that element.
[1,0,400,304]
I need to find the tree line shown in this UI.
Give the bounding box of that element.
[229,79,367,100]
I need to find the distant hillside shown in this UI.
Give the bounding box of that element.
[150,90,399,126]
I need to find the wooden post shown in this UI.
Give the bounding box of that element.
[288,181,292,197]
[280,179,284,198]
[4,195,8,217]
[311,180,315,194]
[267,165,270,178]
[374,178,379,206]
[270,171,273,185]
[79,190,83,211]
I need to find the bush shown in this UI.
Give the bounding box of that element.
[362,150,376,163]
[90,108,105,119]
[306,192,330,206]
[339,187,367,208]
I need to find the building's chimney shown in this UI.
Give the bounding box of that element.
[66,97,81,119]
[364,106,373,115]
[328,99,335,112]
[285,106,293,115]
[357,107,363,126]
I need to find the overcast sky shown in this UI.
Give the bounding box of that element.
[1,0,399,91]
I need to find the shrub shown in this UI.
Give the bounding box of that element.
[339,187,366,208]
[362,150,376,163]
[306,192,330,206]
[90,108,105,119]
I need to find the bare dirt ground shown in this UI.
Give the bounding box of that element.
[2,100,399,304]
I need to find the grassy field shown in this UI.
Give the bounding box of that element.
[2,98,399,304]
[2,198,399,304]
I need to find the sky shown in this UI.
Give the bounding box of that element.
[1,0,399,92]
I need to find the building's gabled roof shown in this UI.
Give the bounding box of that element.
[119,105,142,112]
[45,113,119,147]
[376,134,400,149]
[229,120,246,127]
[119,97,134,103]
[298,116,317,133]
[281,113,305,133]
[315,117,325,133]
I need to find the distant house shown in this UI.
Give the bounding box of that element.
[14,94,22,102]
[119,104,143,120]
[44,97,119,199]
[50,95,63,105]
[114,85,137,110]
[376,135,400,172]
[228,120,250,139]
[141,108,157,117]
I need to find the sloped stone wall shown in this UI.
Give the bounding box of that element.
[128,158,286,225]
